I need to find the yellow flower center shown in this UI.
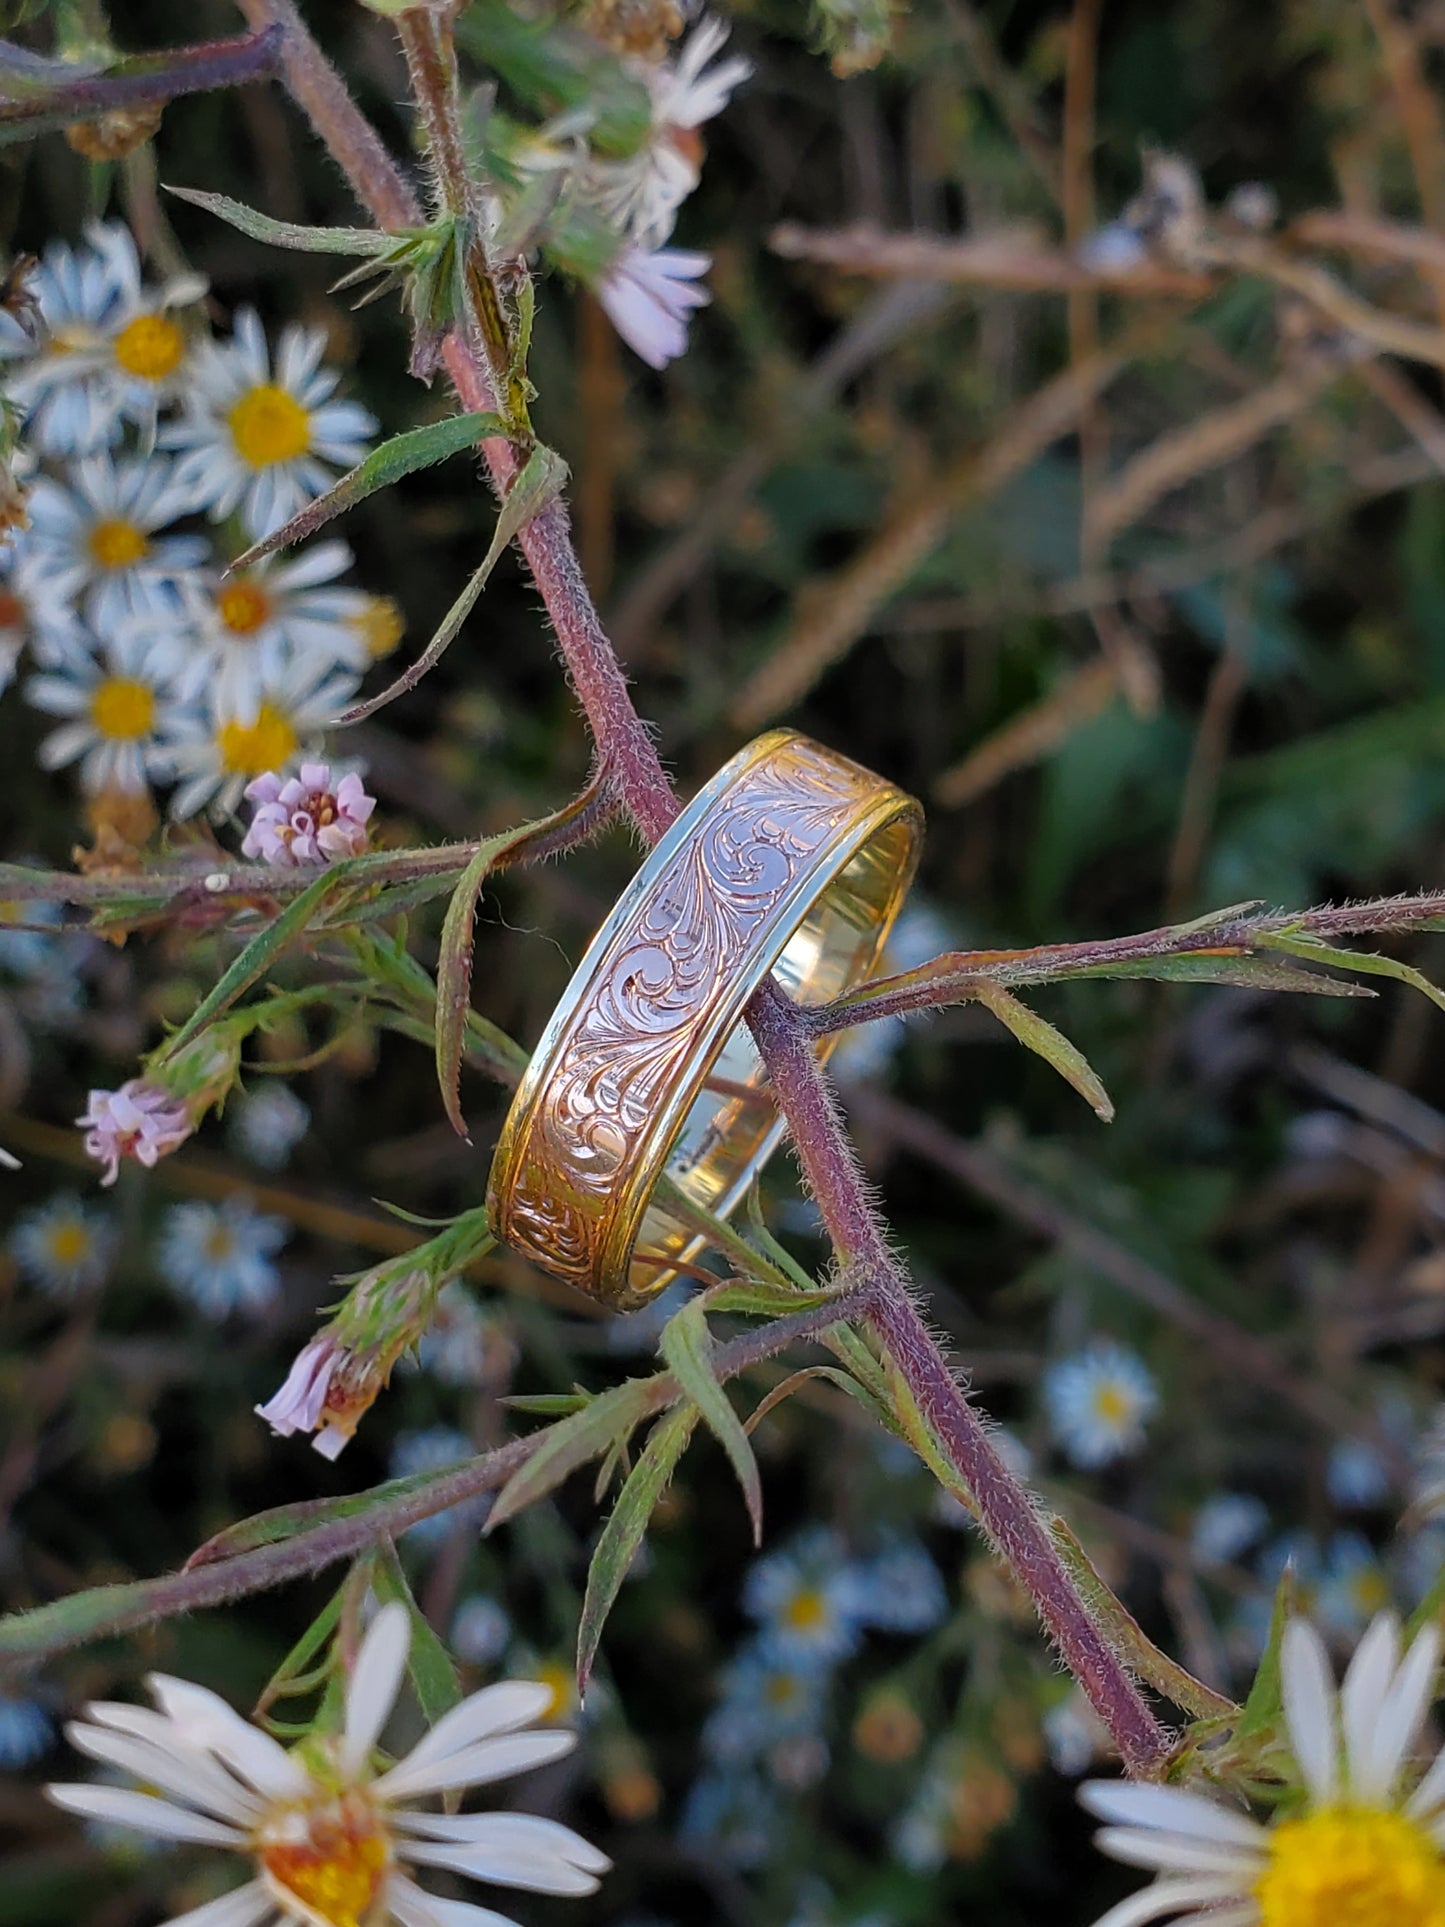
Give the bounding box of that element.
[113,313,185,381]
[783,1588,828,1632]
[204,1227,236,1261]
[90,676,156,741]
[532,1658,577,1722]
[353,595,405,660]
[258,1792,391,1927]
[1255,1805,1445,1927]
[1092,1384,1130,1425]
[45,1221,92,1266]
[228,383,311,469]
[87,518,149,571]
[217,703,298,776]
[216,580,272,636]
[763,1672,804,1709]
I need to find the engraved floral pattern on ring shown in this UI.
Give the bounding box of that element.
[489,733,921,1303]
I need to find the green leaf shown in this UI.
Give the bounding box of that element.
[1049,1520,1237,1721]
[743,1363,891,1435]
[659,1299,763,1544]
[338,443,569,727]
[701,1276,845,1319]
[501,1393,593,1417]
[373,1544,462,1726]
[152,862,361,1070]
[1235,1565,1301,1744]
[1258,932,1445,1014]
[166,185,387,256]
[576,1406,697,1692]
[488,1379,657,1530]
[435,780,604,1139]
[971,979,1115,1121]
[184,1465,476,1567]
[254,1576,347,1717]
[233,411,506,566]
[1059,953,1374,995]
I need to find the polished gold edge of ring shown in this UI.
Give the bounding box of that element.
[487,728,924,1307]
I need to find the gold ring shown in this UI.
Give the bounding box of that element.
[487,729,923,1308]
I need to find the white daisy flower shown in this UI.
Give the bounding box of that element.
[79,222,208,442]
[597,244,710,369]
[157,1195,288,1320]
[0,229,133,455]
[1080,1611,1445,1927]
[588,18,751,246]
[165,310,375,540]
[1042,1339,1158,1469]
[10,1190,117,1295]
[25,623,190,795]
[46,1600,610,1927]
[0,548,82,687]
[163,656,361,819]
[23,453,206,636]
[154,541,372,717]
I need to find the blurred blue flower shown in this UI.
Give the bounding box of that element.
[703,1639,831,1762]
[415,1282,502,1386]
[0,1693,51,1766]
[742,1527,866,1666]
[1042,1340,1158,1468]
[680,1767,778,1868]
[157,1195,287,1317]
[1327,1437,1391,1510]
[1319,1531,1392,1635]
[1042,1689,1106,1776]
[230,1084,310,1169]
[451,1593,511,1666]
[11,1190,116,1294]
[1191,1492,1269,1565]
[850,1535,948,1634]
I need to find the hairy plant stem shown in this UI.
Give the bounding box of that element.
[0,1290,864,1671]
[230,0,1171,1774]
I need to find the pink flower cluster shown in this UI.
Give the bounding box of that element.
[77,1079,192,1186]
[241,763,375,867]
[256,1334,390,1459]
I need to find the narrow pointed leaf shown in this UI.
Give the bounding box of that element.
[577,1406,697,1692]
[1234,1565,1301,1742]
[233,410,506,566]
[1049,1520,1237,1720]
[743,1363,891,1434]
[338,443,569,727]
[488,1379,656,1530]
[971,980,1115,1120]
[1058,953,1375,995]
[153,861,364,1069]
[373,1544,462,1724]
[1258,932,1445,1013]
[659,1299,763,1544]
[435,779,605,1139]
[167,185,387,256]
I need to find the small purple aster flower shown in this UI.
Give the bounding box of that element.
[597,245,711,369]
[241,761,375,866]
[76,1078,191,1185]
[255,1336,348,1458]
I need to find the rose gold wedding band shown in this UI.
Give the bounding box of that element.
[487,729,923,1308]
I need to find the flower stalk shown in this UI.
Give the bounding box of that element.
[227,0,1176,1777]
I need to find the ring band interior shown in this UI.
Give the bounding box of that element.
[623,809,917,1302]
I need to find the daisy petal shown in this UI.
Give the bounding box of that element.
[386,1683,555,1779]
[1092,1878,1248,1927]
[341,1602,411,1776]
[1340,1613,1399,1796]
[375,1730,576,1801]
[385,1873,520,1927]
[391,1811,611,1876]
[146,1676,309,1799]
[46,1781,245,1845]
[1281,1619,1338,1803]
[397,1838,603,1897]
[1079,1783,1265,1851]
[1360,1622,1441,1802]
[1094,1829,1258,1878]
[64,1720,262,1824]
[158,1882,274,1927]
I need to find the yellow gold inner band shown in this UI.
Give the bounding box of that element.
[486,729,924,1308]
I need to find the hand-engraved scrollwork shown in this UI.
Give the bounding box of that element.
[489,731,921,1304]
